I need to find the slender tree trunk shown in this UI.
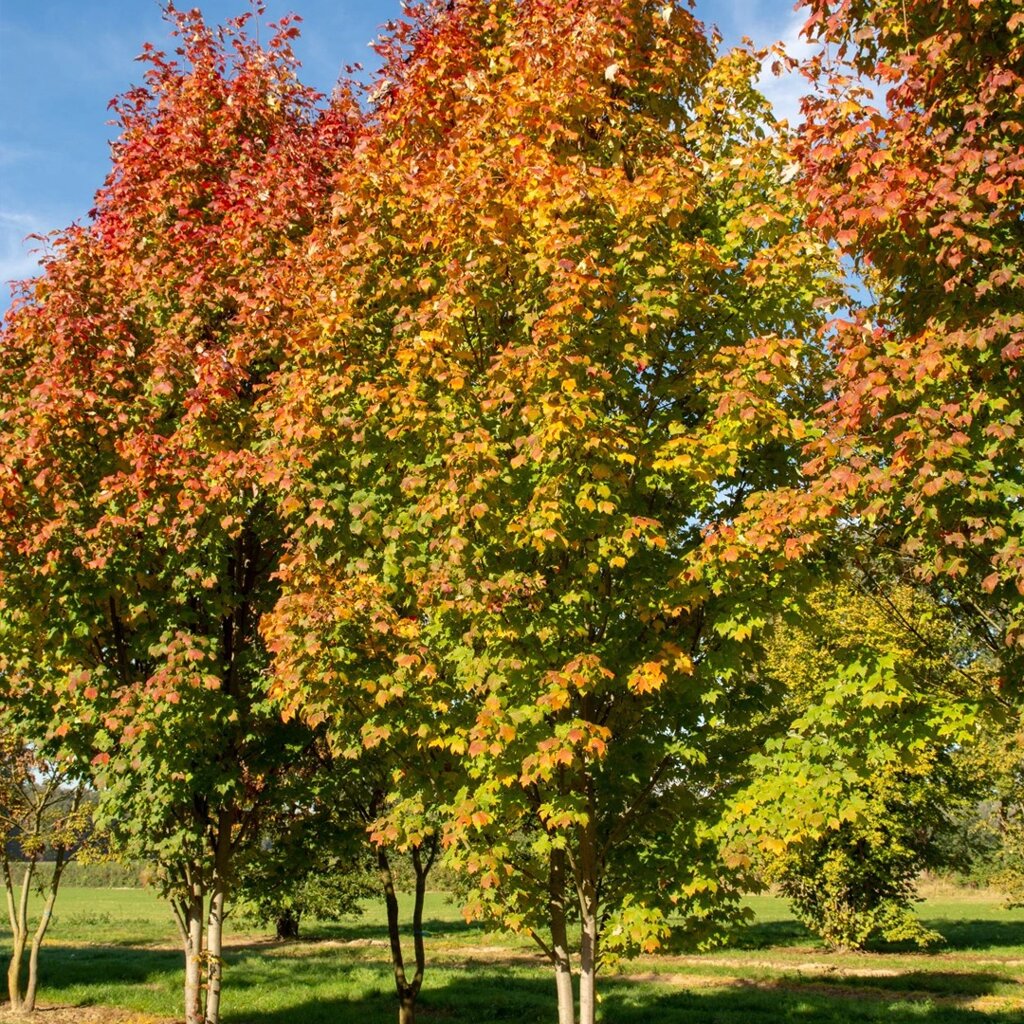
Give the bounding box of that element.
[204,885,226,1024]
[398,992,417,1024]
[24,848,68,1012]
[6,933,25,1013]
[578,902,598,1024]
[378,839,437,1024]
[204,814,233,1024]
[549,846,576,1024]
[6,861,34,1011]
[577,806,600,1024]
[178,891,206,1024]
[379,847,414,1024]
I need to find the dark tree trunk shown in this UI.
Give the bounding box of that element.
[378,836,438,1024]
[275,909,301,940]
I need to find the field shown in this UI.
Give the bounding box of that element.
[1,886,1022,1023]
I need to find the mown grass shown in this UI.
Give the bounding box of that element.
[3,887,1023,1023]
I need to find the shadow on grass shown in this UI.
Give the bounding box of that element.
[37,943,181,988]
[716,917,818,951]
[32,946,1024,1024]
[221,969,1024,1024]
[678,915,1024,956]
[921,918,1024,952]
[297,915,491,944]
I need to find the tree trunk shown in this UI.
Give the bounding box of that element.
[549,846,576,1024]
[398,993,417,1024]
[6,933,25,1013]
[379,847,414,1024]
[204,811,234,1024]
[180,893,205,1024]
[579,902,598,1024]
[577,806,599,1024]
[24,849,68,1012]
[378,839,437,1024]
[204,885,226,1024]
[6,861,33,1011]
[275,909,300,940]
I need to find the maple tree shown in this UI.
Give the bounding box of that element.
[0,5,355,1022]
[692,4,1023,918]
[748,0,1024,677]
[265,3,838,1022]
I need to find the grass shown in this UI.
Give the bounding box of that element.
[2,887,1023,1023]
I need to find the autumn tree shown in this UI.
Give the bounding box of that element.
[777,0,1024,679]
[265,3,838,1022]
[0,6,355,1022]
[717,0,1024,929]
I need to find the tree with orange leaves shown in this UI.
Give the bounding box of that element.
[264,3,838,1022]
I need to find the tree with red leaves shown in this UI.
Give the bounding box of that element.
[0,5,355,1021]
[796,0,1024,678]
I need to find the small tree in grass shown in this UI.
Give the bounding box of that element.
[726,576,984,949]
[0,727,93,1012]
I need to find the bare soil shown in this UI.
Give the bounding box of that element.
[0,1008,177,1024]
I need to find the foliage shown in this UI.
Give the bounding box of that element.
[30,859,146,889]
[726,578,983,949]
[786,0,1024,675]
[952,724,1024,907]
[264,2,838,1021]
[0,4,355,1022]
[771,788,943,951]
[233,765,377,939]
[238,871,375,939]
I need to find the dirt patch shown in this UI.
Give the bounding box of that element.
[0,1007,178,1024]
[615,969,1024,1014]
[639,954,908,975]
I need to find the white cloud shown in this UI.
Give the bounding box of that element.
[754,11,815,128]
[0,210,47,293]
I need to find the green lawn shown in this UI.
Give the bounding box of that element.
[3,887,1023,1023]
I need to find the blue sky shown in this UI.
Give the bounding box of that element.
[0,0,808,298]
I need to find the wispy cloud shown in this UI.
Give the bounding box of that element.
[755,10,816,128]
[0,210,48,291]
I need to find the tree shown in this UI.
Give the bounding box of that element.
[265,3,837,1022]
[232,760,376,941]
[739,578,983,949]
[265,591,461,1024]
[0,726,93,1012]
[954,721,1024,907]
[790,0,1024,676]
[0,6,355,1022]
[693,3,1023,933]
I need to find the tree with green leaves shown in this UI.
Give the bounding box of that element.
[736,579,984,949]
[265,3,838,1022]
